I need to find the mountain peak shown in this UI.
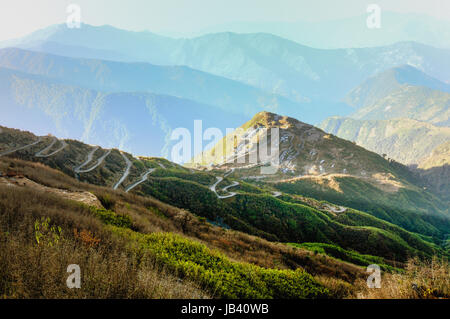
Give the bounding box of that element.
[245,111,311,131]
[196,111,400,181]
[345,64,450,109]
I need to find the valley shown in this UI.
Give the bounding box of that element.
[0,12,449,301]
[1,118,448,266]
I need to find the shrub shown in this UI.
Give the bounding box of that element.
[96,193,116,210]
[112,229,329,299]
[90,207,132,229]
[73,228,101,247]
[34,217,62,247]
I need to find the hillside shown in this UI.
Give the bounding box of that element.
[345,65,450,110]
[344,66,450,126]
[1,124,448,267]
[0,48,302,119]
[193,112,449,237]
[4,151,448,299]
[351,86,450,127]
[0,66,246,157]
[415,141,450,201]
[319,66,450,193]
[5,24,450,123]
[0,154,340,298]
[319,117,450,165]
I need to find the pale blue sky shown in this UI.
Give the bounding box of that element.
[1,0,449,41]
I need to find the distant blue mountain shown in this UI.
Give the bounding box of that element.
[188,12,450,50]
[0,47,308,120]
[4,23,450,107]
[0,66,244,157]
[345,65,450,109]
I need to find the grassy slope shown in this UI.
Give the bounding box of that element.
[129,173,446,262]
[274,176,450,237]
[1,126,447,281]
[319,117,450,165]
[5,157,383,298]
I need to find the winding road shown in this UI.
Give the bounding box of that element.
[222,181,239,192]
[35,137,57,157]
[74,147,111,174]
[210,176,240,199]
[113,152,132,190]
[272,191,282,198]
[224,168,235,178]
[125,168,156,193]
[74,146,99,173]
[35,137,68,158]
[210,168,283,200]
[0,137,43,157]
[324,204,347,214]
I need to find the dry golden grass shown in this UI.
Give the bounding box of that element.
[0,183,208,299]
[0,157,391,298]
[1,157,366,279]
[355,257,449,299]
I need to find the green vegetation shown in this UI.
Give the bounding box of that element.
[96,193,117,210]
[34,217,62,247]
[150,167,216,186]
[137,176,445,262]
[0,155,447,299]
[90,207,132,229]
[1,124,448,300]
[275,176,450,238]
[114,228,329,299]
[288,243,395,271]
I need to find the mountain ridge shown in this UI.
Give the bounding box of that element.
[4,23,450,120]
[1,123,448,263]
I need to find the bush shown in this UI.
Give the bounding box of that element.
[113,229,329,299]
[96,193,116,210]
[91,207,132,229]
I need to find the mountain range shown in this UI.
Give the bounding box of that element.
[3,120,449,299]
[1,116,448,262]
[0,24,449,164]
[3,24,450,117]
[0,64,247,157]
[0,13,449,300]
[176,12,450,50]
[320,65,450,162]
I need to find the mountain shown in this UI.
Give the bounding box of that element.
[345,65,450,110]
[419,141,450,170]
[4,24,450,123]
[196,111,422,179]
[194,111,450,236]
[319,65,450,167]
[2,124,449,299]
[1,124,448,266]
[188,12,450,50]
[170,34,450,102]
[319,117,450,166]
[415,141,450,201]
[0,48,303,119]
[0,24,178,65]
[0,66,244,157]
[344,66,450,126]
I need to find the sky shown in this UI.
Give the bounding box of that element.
[1,0,450,41]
